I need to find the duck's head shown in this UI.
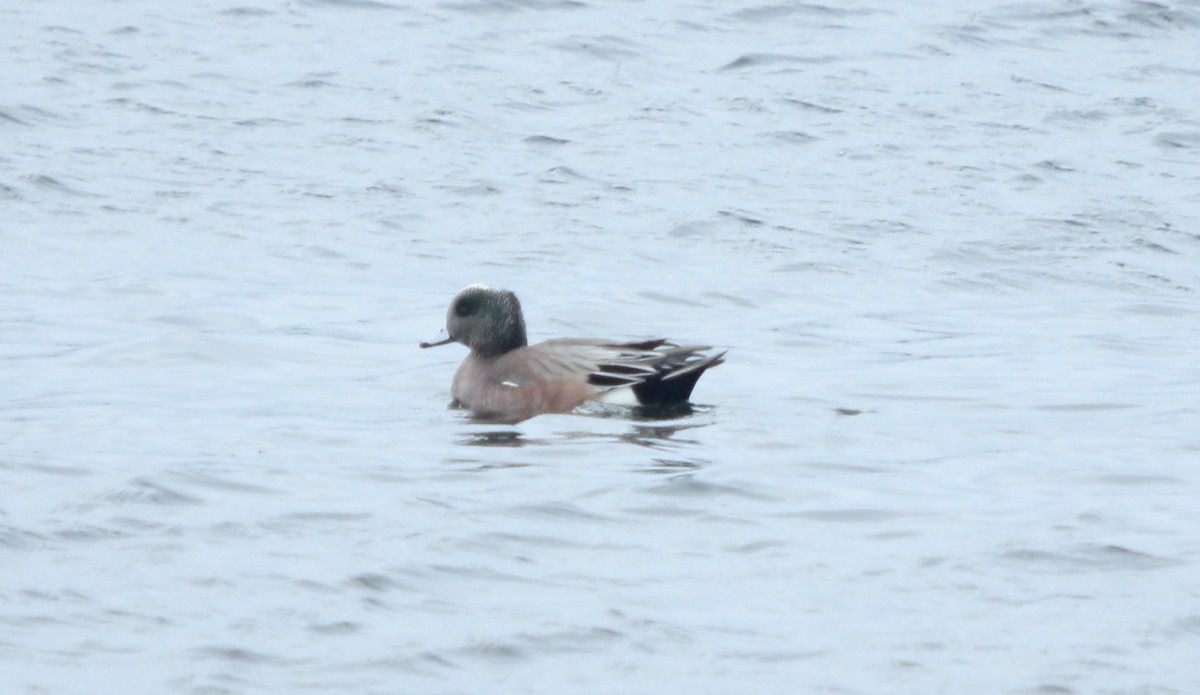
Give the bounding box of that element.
[420,285,528,358]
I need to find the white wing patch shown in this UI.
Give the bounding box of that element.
[597,385,639,406]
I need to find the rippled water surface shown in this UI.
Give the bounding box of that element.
[4,0,1200,693]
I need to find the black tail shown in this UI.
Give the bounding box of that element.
[632,348,726,406]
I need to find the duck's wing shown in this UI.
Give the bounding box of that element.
[490,339,644,386]
[499,338,724,404]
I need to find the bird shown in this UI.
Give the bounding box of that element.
[420,285,725,423]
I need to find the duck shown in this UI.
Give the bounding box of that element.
[421,285,725,422]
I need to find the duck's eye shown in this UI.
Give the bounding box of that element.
[454,296,480,317]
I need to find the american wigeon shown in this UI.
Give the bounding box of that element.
[421,285,726,423]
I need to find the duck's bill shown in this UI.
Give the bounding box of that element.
[419,333,454,349]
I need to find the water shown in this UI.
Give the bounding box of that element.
[4,0,1200,692]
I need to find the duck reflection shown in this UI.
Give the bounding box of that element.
[457,415,712,453]
[459,430,526,447]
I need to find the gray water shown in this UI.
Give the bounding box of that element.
[4,1,1200,693]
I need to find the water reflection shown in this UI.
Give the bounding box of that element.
[631,402,698,420]
[456,420,712,452]
[460,430,526,447]
[619,423,707,449]
[639,458,704,475]
[456,402,703,427]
